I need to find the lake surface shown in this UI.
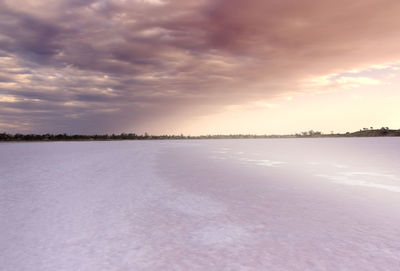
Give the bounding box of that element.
[1,138,400,270]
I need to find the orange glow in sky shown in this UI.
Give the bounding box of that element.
[1,0,400,134]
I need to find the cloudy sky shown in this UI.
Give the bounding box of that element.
[1,0,400,135]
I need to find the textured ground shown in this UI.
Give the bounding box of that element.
[1,138,400,270]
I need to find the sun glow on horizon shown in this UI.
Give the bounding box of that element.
[1,0,400,134]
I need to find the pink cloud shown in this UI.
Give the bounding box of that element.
[1,0,400,133]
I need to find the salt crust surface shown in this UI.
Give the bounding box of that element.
[1,138,400,270]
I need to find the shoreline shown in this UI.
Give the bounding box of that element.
[1,134,400,143]
[1,129,400,142]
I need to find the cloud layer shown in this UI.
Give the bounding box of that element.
[1,0,400,133]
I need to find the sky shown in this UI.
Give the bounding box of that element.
[1,0,400,135]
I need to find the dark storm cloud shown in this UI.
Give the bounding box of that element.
[1,0,400,133]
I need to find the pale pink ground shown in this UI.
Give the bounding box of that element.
[1,138,399,270]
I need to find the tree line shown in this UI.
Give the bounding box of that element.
[0,133,292,141]
[1,128,399,142]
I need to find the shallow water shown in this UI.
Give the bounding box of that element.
[1,138,400,270]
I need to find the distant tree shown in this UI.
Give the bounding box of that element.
[380,127,388,135]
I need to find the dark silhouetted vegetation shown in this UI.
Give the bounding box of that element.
[1,128,399,142]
